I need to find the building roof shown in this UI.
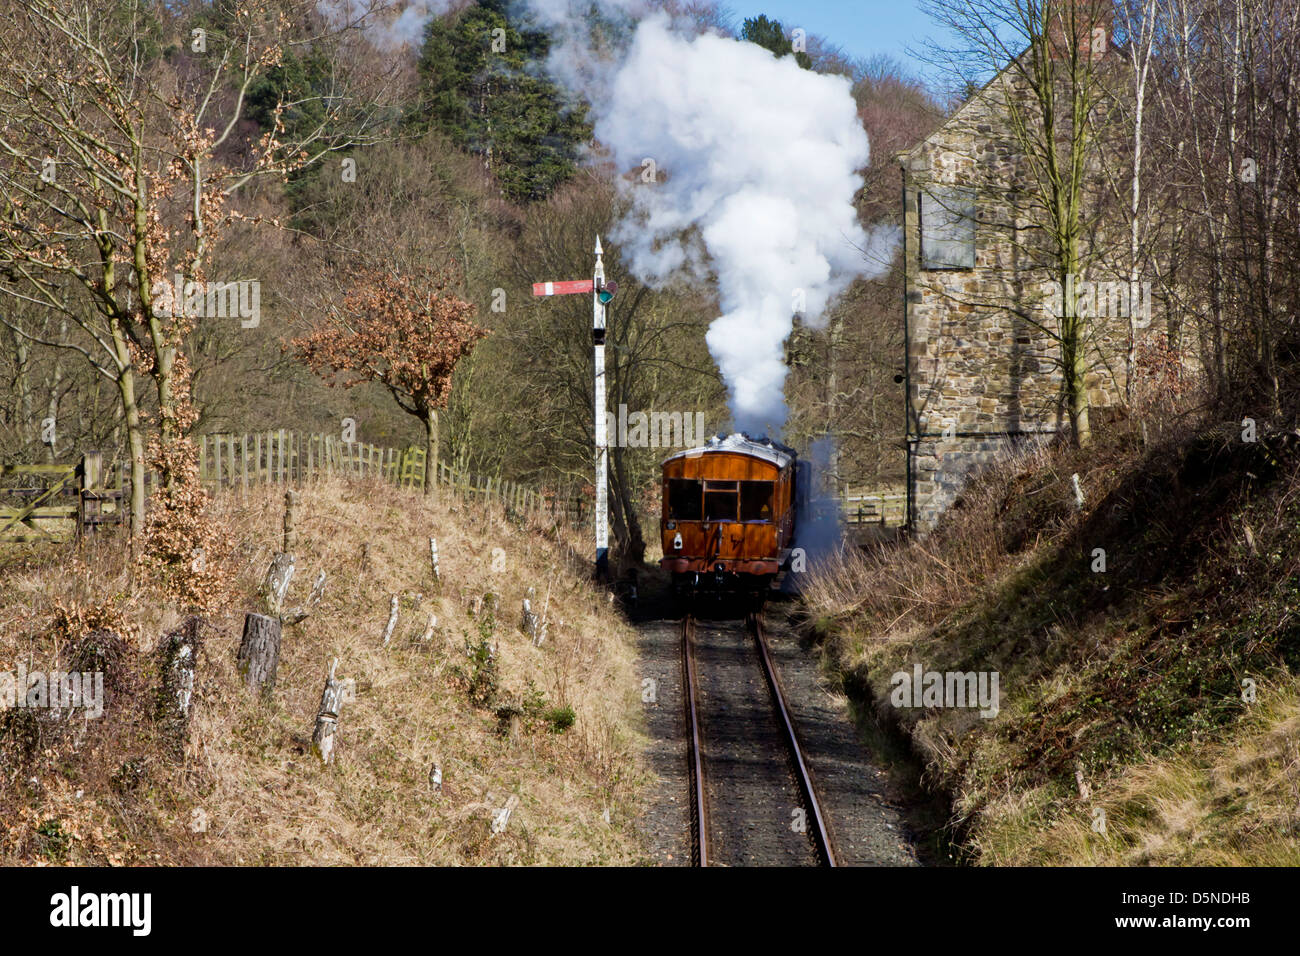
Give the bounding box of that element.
[661,432,796,469]
[894,56,1017,169]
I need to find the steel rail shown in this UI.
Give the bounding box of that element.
[682,614,709,867]
[749,612,837,867]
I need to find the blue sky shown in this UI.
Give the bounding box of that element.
[726,0,952,88]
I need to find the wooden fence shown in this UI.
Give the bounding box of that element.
[194,432,582,523]
[0,433,584,545]
[7,434,905,542]
[196,432,426,492]
[840,486,907,528]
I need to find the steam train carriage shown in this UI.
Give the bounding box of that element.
[660,433,802,593]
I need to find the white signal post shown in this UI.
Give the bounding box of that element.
[530,236,615,579]
[592,236,610,579]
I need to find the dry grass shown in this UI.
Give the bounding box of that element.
[802,419,1300,866]
[975,677,1300,866]
[802,437,1064,632]
[0,477,649,865]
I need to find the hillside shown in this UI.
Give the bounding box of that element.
[803,420,1300,865]
[0,479,645,865]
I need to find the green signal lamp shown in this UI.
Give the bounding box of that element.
[597,280,617,305]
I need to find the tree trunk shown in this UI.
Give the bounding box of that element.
[13,331,32,439]
[237,612,282,698]
[424,408,439,498]
[607,452,645,569]
[1062,316,1092,447]
[115,365,146,545]
[1059,233,1091,446]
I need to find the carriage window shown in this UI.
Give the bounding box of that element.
[703,481,739,521]
[667,479,702,520]
[740,481,774,521]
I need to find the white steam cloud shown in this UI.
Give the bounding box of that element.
[535,10,896,435]
[337,1,896,434]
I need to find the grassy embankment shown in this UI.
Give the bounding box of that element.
[0,478,647,865]
[803,422,1300,865]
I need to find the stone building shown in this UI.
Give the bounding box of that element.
[896,26,1142,532]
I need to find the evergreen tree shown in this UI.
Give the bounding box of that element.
[414,0,591,203]
[741,14,812,69]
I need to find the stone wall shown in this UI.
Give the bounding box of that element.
[898,64,1134,532]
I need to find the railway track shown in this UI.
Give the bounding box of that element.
[681,609,837,867]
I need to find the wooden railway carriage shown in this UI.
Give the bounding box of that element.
[660,433,800,592]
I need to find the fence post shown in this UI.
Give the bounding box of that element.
[78,451,102,538]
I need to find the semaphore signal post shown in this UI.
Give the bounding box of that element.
[531,236,617,580]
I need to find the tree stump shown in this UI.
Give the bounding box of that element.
[381,595,399,646]
[238,613,282,697]
[156,616,205,754]
[521,588,538,641]
[282,568,327,625]
[311,658,347,764]
[265,552,295,616]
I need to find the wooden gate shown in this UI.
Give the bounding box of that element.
[0,462,80,543]
[0,452,126,543]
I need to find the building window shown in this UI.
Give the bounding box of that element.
[920,185,976,270]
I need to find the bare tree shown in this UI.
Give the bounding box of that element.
[919,0,1118,445]
[0,0,385,536]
